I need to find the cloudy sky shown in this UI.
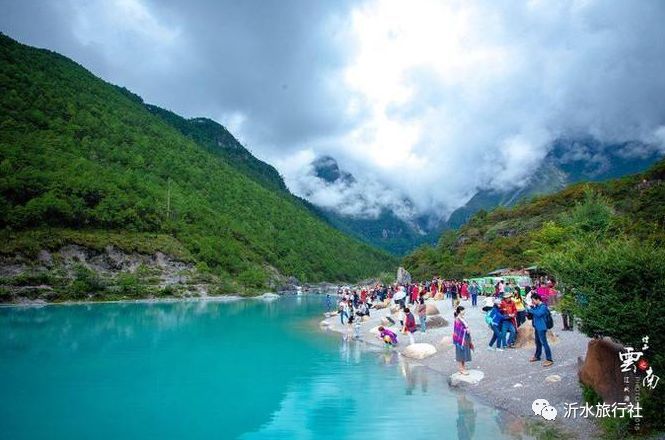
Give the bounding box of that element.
[2,0,665,219]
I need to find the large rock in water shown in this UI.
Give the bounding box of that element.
[403,343,437,359]
[578,338,626,404]
[514,325,559,348]
[396,267,412,284]
[425,304,440,316]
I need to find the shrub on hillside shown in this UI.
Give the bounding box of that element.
[541,237,665,432]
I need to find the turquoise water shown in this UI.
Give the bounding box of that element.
[0,296,521,439]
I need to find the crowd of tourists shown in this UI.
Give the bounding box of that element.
[328,276,559,375]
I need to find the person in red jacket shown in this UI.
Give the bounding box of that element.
[499,292,518,348]
[403,307,417,345]
[410,284,420,304]
[460,281,469,300]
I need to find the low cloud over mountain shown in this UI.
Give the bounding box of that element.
[3,0,665,219]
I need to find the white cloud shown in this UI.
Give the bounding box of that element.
[275,152,421,225]
[4,0,664,220]
[272,0,665,218]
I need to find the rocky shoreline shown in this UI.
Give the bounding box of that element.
[0,243,343,303]
[320,296,600,439]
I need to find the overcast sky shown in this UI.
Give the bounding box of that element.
[2,0,665,219]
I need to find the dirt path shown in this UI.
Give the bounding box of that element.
[321,296,600,439]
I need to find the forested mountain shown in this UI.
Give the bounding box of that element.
[403,158,665,279]
[441,139,662,230]
[293,140,661,255]
[145,105,289,195]
[0,33,396,296]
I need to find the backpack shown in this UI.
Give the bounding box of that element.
[545,307,554,330]
[484,310,493,327]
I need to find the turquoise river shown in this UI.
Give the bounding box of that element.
[0,296,525,439]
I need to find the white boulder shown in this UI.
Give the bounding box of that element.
[402,343,437,360]
[449,370,484,387]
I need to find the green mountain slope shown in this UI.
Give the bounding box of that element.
[145,105,289,195]
[403,159,665,279]
[441,140,662,230]
[319,208,431,256]
[0,33,396,292]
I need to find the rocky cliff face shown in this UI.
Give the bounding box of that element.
[0,245,207,303]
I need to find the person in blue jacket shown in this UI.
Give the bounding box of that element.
[485,299,505,351]
[528,293,553,367]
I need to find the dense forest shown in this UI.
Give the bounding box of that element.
[0,33,397,295]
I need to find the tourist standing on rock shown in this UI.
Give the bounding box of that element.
[417,297,427,333]
[469,281,480,307]
[403,307,417,345]
[453,306,472,375]
[528,293,554,367]
[499,292,517,348]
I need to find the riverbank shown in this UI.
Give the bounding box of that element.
[320,297,600,439]
[0,292,298,308]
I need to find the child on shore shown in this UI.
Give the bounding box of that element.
[378,326,398,347]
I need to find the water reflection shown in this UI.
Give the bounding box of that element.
[403,362,429,395]
[337,334,530,440]
[1,297,529,440]
[456,393,477,440]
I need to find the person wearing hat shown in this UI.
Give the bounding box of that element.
[499,291,517,348]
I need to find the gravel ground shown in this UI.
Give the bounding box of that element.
[322,296,601,439]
